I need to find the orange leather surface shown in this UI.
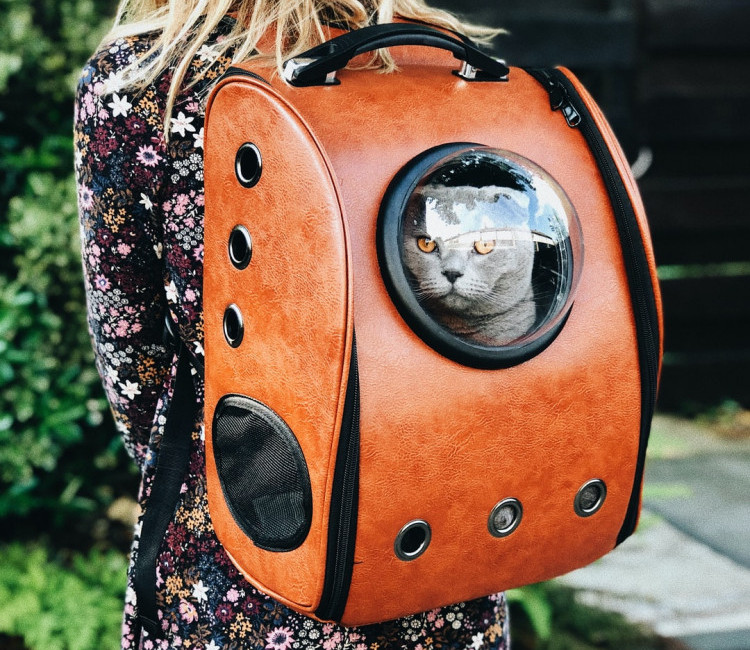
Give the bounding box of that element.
[204,45,661,625]
[204,78,353,614]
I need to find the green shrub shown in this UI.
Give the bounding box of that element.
[509,582,661,649]
[0,543,127,650]
[0,0,136,535]
[0,171,131,521]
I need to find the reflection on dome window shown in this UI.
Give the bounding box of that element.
[378,145,583,367]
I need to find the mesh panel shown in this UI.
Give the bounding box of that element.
[213,395,312,551]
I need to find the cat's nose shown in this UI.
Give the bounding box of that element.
[443,270,463,284]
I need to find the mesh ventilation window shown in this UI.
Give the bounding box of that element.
[378,144,583,368]
[212,395,312,551]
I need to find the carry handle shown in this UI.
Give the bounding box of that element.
[283,23,509,87]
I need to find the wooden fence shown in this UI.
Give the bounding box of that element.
[432,0,750,410]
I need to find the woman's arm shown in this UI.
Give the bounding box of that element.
[74,40,173,471]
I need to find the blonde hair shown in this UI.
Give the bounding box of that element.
[105,0,500,129]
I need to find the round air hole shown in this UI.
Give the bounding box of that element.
[228,225,253,269]
[574,479,607,517]
[223,304,244,348]
[394,520,431,561]
[235,143,262,188]
[488,498,523,537]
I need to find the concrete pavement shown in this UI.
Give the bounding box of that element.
[557,413,750,649]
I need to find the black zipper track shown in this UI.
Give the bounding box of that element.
[315,336,360,622]
[219,66,270,85]
[527,67,660,544]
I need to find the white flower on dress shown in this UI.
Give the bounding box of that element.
[139,193,153,211]
[165,281,178,302]
[102,70,125,96]
[205,642,221,650]
[197,44,218,62]
[192,580,209,603]
[470,631,485,649]
[119,380,141,400]
[193,127,204,149]
[108,93,132,117]
[170,111,196,137]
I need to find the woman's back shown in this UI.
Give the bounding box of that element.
[75,13,510,648]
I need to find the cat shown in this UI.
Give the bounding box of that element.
[402,183,536,346]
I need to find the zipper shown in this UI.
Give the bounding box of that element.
[527,67,660,544]
[219,65,270,85]
[315,335,360,622]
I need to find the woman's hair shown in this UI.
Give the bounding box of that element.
[105,0,500,129]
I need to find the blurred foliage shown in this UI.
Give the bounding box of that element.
[0,0,137,537]
[0,542,126,649]
[509,582,665,650]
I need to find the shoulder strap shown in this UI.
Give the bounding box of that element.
[134,343,197,637]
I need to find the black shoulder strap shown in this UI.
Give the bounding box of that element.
[134,344,197,637]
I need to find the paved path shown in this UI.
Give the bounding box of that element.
[557,414,750,649]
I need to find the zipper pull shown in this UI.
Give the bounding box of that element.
[559,100,581,128]
[528,68,582,128]
[548,76,581,128]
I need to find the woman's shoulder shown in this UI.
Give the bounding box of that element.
[79,32,160,93]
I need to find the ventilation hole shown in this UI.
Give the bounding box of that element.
[488,498,523,537]
[394,520,431,561]
[574,479,607,517]
[223,304,244,348]
[235,143,262,187]
[228,225,253,269]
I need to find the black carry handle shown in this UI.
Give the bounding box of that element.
[283,23,509,86]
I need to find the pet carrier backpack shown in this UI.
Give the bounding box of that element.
[140,23,663,630]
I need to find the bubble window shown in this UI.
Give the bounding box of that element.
[377,144,583,368]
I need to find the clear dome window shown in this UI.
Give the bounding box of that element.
[378,145,583,367]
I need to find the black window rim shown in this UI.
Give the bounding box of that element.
[376,142,574,369]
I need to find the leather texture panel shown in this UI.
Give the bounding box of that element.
[205,43,661,625]
[204,78,352,614]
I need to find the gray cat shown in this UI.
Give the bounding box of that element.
[402,184,536,346]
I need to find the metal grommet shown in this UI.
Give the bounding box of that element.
[488,498,523,538]
[235,143,262,188]
[228,225,253,269]
[574,479,607,517]
[394,520,431,561]
[223,304,244,348]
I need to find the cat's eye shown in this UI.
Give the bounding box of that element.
[474,239,495,255]
[417,237,437,253]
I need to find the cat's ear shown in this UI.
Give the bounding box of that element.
[405,191,428,225]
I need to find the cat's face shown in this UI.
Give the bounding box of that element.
[402,184,535,320]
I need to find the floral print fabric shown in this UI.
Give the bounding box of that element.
[74,25,510,650]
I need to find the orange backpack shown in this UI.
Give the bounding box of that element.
[195,24,662,626]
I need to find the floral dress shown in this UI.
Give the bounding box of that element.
[74,22,510,650]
